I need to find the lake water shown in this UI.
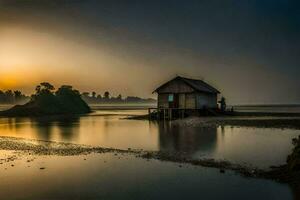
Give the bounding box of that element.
[0,108,298,168]
[0,105,299,199]
[0,151,293,200]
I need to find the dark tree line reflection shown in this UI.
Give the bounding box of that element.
[3,116,81,141]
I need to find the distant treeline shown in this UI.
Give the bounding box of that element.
[81,91,156,104]
[0,89,156,105]
[0,90,30,104]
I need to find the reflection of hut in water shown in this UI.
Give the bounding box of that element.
[158,122,217,157]
[151,76,220,119]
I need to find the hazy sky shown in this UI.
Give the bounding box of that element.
[0,0,299,104]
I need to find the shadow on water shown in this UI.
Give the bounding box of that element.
[4,115,81,141]
[156,121,218,157]
[32,116,81,141]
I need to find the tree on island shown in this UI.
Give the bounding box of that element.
[35,82,55,93]
[0,82,90,116]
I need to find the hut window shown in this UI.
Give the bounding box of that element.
[168,94,174,102]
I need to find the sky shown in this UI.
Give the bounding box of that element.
[0,0,299,104]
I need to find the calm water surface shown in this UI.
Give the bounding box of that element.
[0,108,299,168]
[0,151,294,200]
[0,106,298,199]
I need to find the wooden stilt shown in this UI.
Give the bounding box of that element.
[148,108,151,120]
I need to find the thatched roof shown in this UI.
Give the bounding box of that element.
[153,76,220,94]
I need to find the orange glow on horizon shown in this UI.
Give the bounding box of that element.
[0,65,41,92]
[0,71,21,90]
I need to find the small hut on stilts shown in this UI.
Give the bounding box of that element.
[149,76,221,120]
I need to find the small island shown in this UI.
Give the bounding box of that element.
[0,82,91,117]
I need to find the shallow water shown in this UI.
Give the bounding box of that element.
[0,108,299,168]
[0,107,299,199]
[0,151,294,200]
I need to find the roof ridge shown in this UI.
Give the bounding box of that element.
[177,76,201,81]
[179,76,220,93]
[153,75,220,94]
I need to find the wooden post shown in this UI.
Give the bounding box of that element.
[169,109,172,120]
[148,108,151,120]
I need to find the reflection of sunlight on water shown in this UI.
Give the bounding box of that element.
[0,109,299,167]
[0,111,297,199]
[90,109,148,116]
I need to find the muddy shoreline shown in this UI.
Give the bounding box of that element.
[172,116,300,129]
[127,114,300,129]
[0,136,298,187]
